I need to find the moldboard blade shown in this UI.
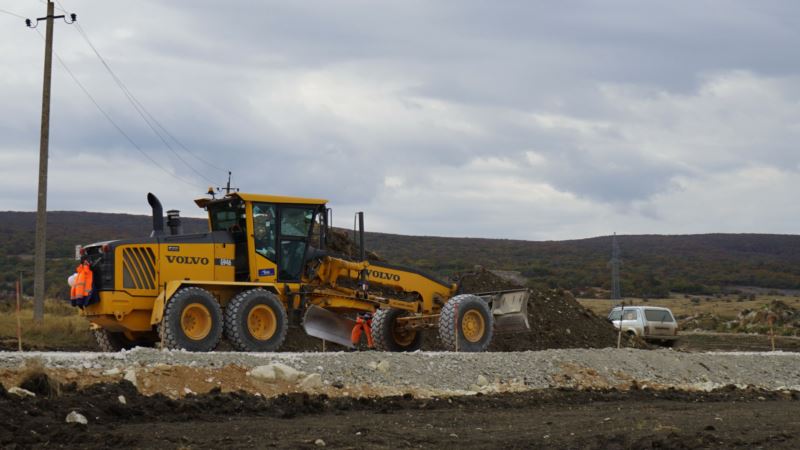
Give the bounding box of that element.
[302,305,357,348]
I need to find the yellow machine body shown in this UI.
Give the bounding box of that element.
[80,192,458,340]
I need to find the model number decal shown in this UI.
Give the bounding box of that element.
[216,258,233,266]
[166,255,209,265]
[167,246,180,252]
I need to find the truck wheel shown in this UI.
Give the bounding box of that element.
[224,288,287,352]
[371,308,423,352]
[160,287,223,352]
[93,329,135,352]
[439,294,494,352]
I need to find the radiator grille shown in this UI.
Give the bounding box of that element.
[122,247,156,290]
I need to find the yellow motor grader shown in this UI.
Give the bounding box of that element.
[75,191,529,352]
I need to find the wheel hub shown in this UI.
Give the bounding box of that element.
[248,305,277,340]
[461,310,485,343]
[181,303,212,340]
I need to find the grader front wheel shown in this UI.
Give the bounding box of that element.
[438,294,494,352]
[371,308,423,352]
[160,287,223,352]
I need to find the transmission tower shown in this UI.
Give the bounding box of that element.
[610,233,621,300]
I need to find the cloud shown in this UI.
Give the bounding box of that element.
[1,1,799,240]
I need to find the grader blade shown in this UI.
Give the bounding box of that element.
[302,305,357,348]
[490,290,530,334]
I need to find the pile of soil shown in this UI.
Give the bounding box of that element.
[421,268,635,351]
[326,228,382,261]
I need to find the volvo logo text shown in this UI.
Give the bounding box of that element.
[369,270,400,282]
[166,255,209,265]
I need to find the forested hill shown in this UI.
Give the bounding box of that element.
[2,210,800,299]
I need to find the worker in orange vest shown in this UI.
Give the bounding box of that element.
[350,312,374,349]
[69,260,94,307]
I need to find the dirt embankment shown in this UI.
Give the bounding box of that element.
[1,376,798,449]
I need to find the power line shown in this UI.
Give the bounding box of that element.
[56,0,229,177]
[0,8,27,19]
[35,28,205,190]
[72,23,224,185]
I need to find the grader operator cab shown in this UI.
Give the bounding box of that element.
[74,191,530,352]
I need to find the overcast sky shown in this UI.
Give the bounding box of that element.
[1,1,799,240]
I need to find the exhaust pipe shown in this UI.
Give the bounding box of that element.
[147,193,165,237]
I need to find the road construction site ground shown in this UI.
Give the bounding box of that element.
[1,348,799,448]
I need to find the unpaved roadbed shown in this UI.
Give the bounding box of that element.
[2,384,798,449]
[1,348,799,396]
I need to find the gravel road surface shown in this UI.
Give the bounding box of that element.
[2,348,798,395]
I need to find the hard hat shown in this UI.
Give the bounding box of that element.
[68,273,78,287]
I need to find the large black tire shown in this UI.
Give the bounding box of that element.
[438,294,494,352]
[371,308,423,352]
[93,329,135,352]
[159,287,223,352]
[224,288,288,352]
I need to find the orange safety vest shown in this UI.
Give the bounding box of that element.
[70,261,94,305]
[351,315,374,348]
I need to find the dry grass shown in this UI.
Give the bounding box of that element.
[0,298,94,350]
[578,295,800,320]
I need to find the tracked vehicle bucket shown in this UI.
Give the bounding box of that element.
[483,289,531,334]
[302,305,357,348]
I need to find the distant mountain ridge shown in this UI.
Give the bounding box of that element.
[2,210,799,299]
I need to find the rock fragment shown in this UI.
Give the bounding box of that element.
[299,373,323,389]
[65,411,88,425]
[250,363,305,382]
[124,369,137,387]
[8,387,36,398]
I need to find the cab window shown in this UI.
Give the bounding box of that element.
[645,309,674,322]
[622,310,638,321]
[608,310,622,321]
[281,207,314,237]
[252,203,276,261]
[208,201,245,231]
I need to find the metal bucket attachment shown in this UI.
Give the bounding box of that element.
[489,290,530,334]
[302,305,357,348]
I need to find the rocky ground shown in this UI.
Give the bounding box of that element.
[0,348,799,449]
[1,348,798,398]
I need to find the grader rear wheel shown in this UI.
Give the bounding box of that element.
[159,287,223,352]
[224,288,288,352]
[371,308,423,352]
[438,294,494,352]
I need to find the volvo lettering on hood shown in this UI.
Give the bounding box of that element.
[166,255,210,265]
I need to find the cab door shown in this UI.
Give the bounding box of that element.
[276,205,316,281]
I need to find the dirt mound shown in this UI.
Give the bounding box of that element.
[418,269,632,351]
[456,268,521,293]
[326,228,382,261]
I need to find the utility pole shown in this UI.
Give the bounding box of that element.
[28,2,77,322]
[610,233,621,300]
